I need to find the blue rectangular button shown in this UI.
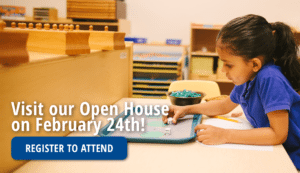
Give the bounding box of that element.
[12,137,127,160]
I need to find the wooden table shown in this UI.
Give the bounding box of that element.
[15,98,298,173]
[0,45,133,172]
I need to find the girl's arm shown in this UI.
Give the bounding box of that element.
[185,96,238,116]
[195,110,289,145]
[163,96,238,124]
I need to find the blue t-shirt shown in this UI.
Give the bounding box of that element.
[230,61,300,169]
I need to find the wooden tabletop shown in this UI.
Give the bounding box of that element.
[15,98,298,173]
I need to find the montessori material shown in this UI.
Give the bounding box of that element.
[167,90,206,106]
[33,8,58,21]
[0,30,29,66]
[0,20,29,65]
[88,29,126,50]
[67,0,126,20]
[3,22,126,54]
[3,23,90,55]
[99,108,202,144]
[132,49,187,99]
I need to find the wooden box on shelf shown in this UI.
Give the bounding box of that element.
[4,26,90,55]
[33,8,58,21]
[67,0,126,20]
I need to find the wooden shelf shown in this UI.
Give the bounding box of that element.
[191,23,223,30]
[132,44,187,99]
[133,68,180,74]
[189,23,234,95]
[191,51,218,57]
[132,94,167,99]
[134,43,188,47]
[133,84,170,90]
[133,63,179,69]
[132,90,167,95]
[133,79,173,84]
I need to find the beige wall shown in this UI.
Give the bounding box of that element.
[3,0,300,44]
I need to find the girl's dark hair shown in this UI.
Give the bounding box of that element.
[217,14,300,91]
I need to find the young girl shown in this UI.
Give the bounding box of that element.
[163,14,300,169]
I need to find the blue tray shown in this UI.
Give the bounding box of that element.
[166,39,181,45]
[125,37,147,44]
[98,109,202,144]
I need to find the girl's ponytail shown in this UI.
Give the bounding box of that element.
[271,22,300,91]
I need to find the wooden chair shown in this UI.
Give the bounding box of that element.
[168,80,221,99]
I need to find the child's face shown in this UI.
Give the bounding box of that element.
[216,46,257,85]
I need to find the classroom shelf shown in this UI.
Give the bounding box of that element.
[133,68,179,74]
[134,43,188,47]
[132,94,167,99]
[189,23,234,95]
[191,51,219,57]
[132,44,188,99]
[133,63,180,69]
[133,78,173,84]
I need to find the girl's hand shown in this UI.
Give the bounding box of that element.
[194,124,228,145]
[231,112,243,117]
[162,105,187,124]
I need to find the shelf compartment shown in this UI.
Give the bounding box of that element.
[132,94,167,99]
[133,68,179,74]
[190,56,214,76]
[133,63,179,69]
[190,23,221,53]
[133,78,174,84]
[134,72,180,81]
[191,51,218,57]
[133,90,168,95]
[133,85,169,90]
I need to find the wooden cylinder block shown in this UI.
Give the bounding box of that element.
[44,24,50,30]
[0,31,29,65]
[28,23,33,29]
[69,24,74,31]
[26,30,91,55]
[20,23,26,29]
[3,21,6,28]
[11,22,16,28]
[53,24,57,30]
[89,31,126,50]
[59,24,64,31]
[0,21,5,30]
[37,23,42,30]
[64,24,69,31]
